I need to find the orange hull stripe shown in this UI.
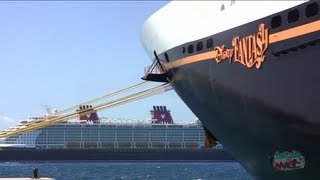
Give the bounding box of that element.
[164,20,320,70]
[164,50,217,69]
[269,20,320,43]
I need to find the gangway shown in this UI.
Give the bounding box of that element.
[0,81,172,139]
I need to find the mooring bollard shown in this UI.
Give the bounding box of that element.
[32,168,38,179]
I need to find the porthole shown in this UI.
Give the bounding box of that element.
[196,41,203,51]
[306,2,319,17]
[271,15,282,29]
[287,9,299,23]
[188,44,194,54]
[206,38,213,48]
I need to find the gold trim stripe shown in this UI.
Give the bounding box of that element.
[269,20,320,43]
[164,20,320,70]
[164,50,217,70]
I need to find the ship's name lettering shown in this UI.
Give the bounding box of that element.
[214,45,234,63]
[232,24,269,68]
[213,23,269,69]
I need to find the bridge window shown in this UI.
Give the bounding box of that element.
[196,41,203,51]
[306,2,319,17]
[287,9,299,23]
[188,44,194,54]
[271,15,282,29]
[206,38,213,48]
[182,47,186,53]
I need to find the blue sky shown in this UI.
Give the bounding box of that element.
[0,1,197,130]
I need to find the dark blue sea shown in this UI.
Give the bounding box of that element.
[0,162,253,180]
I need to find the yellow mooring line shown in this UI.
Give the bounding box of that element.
[0,82,172,139]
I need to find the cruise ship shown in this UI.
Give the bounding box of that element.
[0,106,233,162]
[141,1,319,179]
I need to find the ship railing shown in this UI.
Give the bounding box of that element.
[142,51,169,82]
[143,50,166,75]
[144,64,162,76]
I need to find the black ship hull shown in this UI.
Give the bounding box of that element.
[0,148,233,162]
[142,1,320,179]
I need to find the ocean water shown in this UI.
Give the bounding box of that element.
[0,162,253,180]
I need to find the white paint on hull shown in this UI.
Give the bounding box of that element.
[141,1,307,59]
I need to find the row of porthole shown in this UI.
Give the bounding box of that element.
[180,38,214,55]
[178,2,319,57]
[271,2,318,29]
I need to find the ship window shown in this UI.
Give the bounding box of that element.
[196,41,203,51]
[271,15,282,29]
[306,2,319,17]
[206,38,213,48]
[164,53,169,62]
[287,9,299,23]
[182,47,186,53]
[188,44,194,54]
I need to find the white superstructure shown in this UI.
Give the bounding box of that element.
[141,1,306,58]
